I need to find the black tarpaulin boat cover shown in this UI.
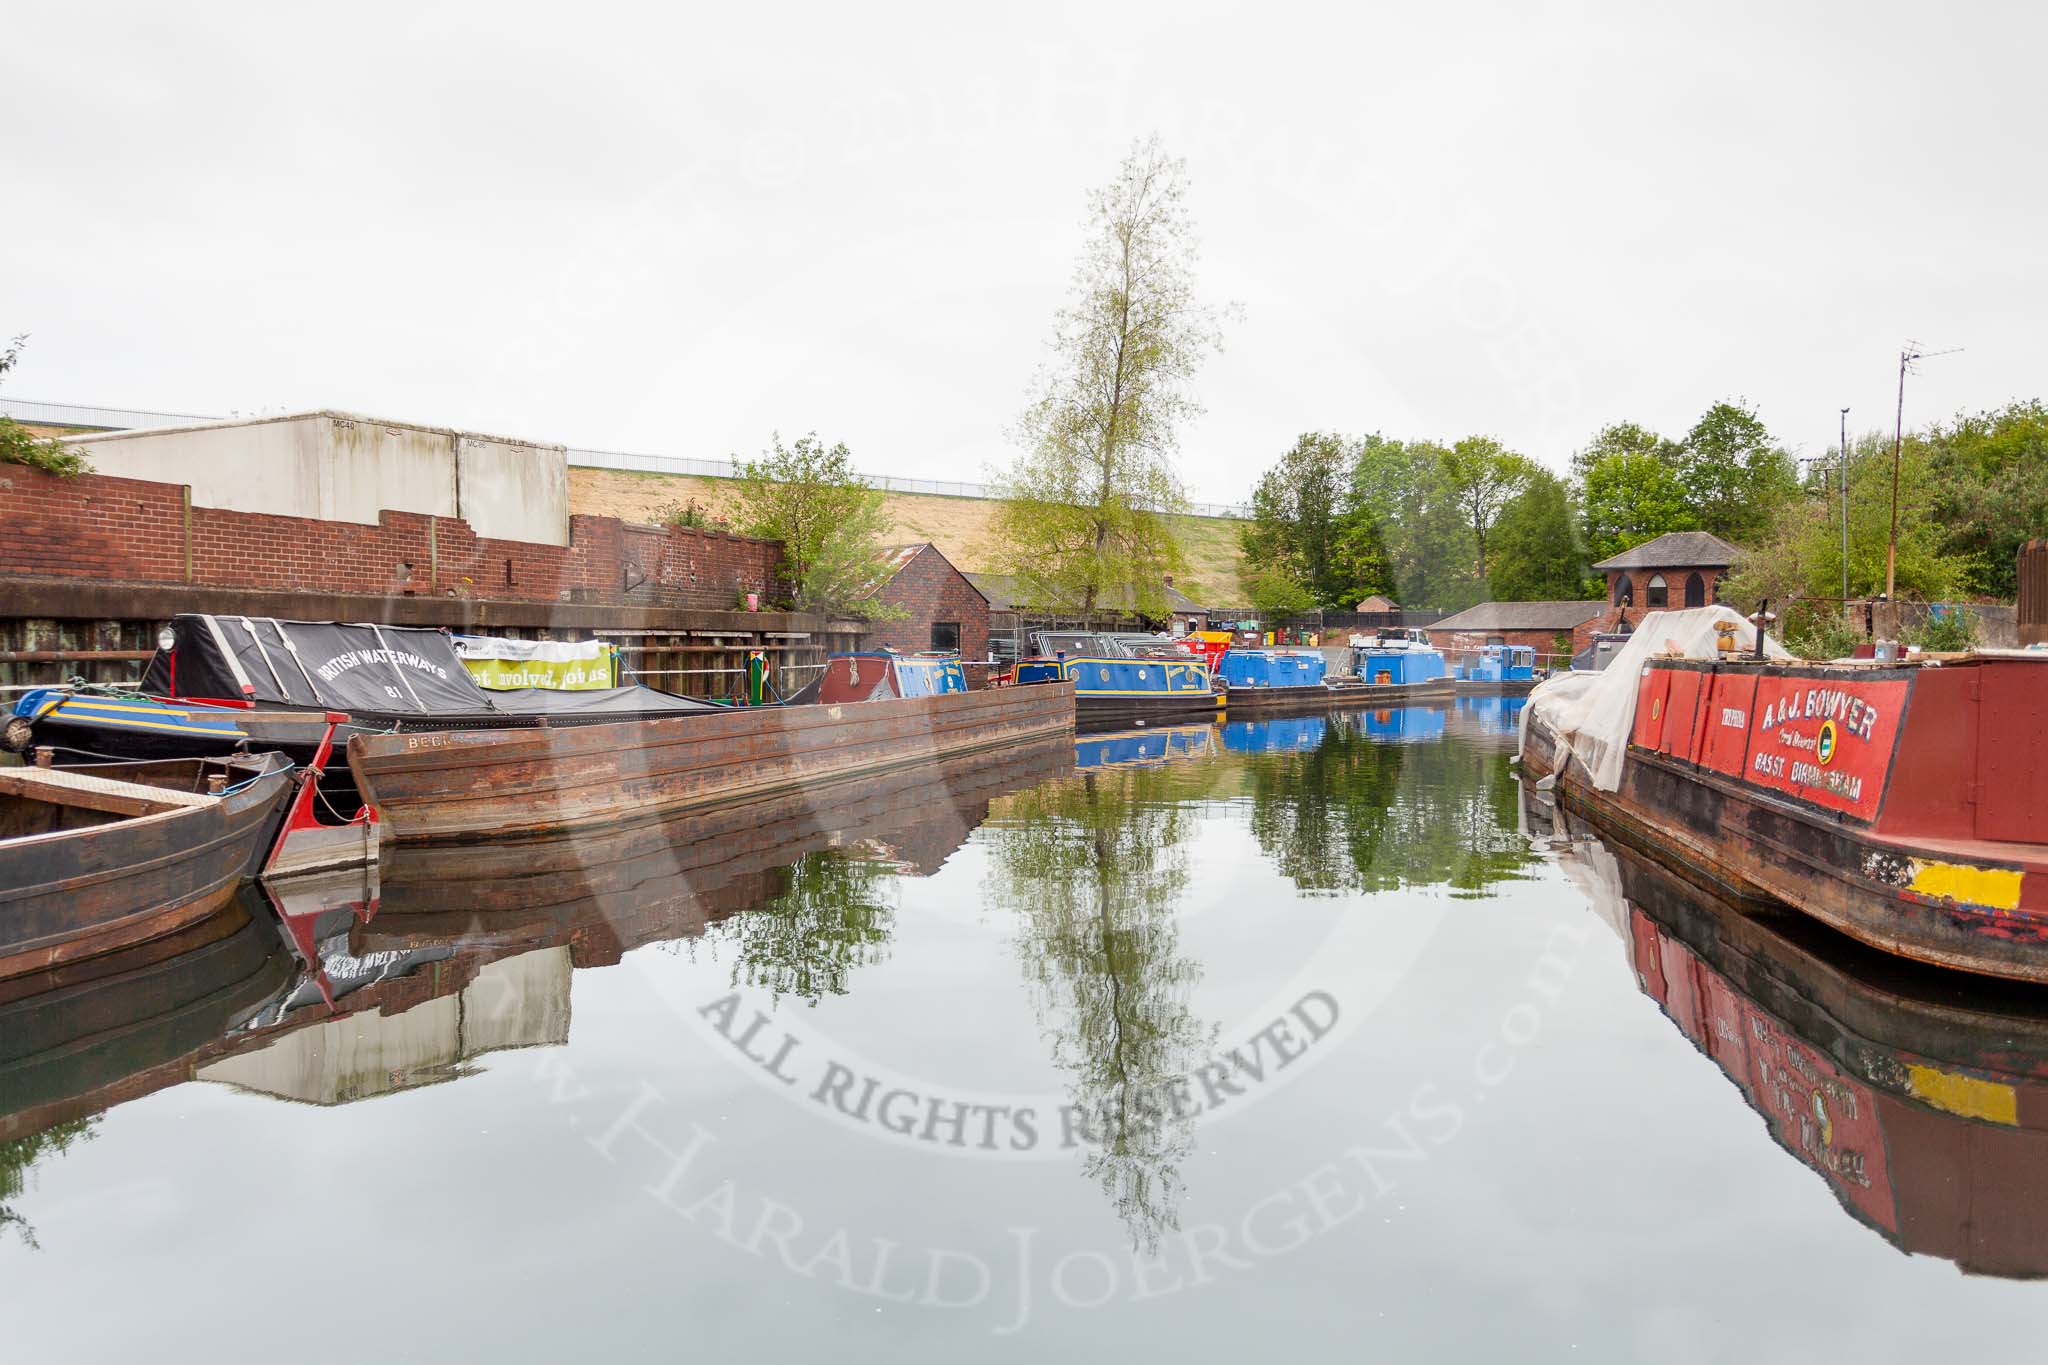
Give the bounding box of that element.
[141,615,720,718]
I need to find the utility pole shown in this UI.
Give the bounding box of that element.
[1885,343,1961,611]
[1839,407,1849,611]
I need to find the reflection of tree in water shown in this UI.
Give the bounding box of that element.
[1247,718,1535,895]
[985,769,1215,1253]
[1,1117,97,1250]
[714,847,899,1007]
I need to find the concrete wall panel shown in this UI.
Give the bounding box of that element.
[67,411,568,546]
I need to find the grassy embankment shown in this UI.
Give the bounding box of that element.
[569,468,1249,606]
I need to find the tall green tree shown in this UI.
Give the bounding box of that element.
[1569,420,1679,484]
[1438,435,1537,583]
[1676,400,1797,545]
[1924,399,2048,598]
[1488,468,1591,600]
[1578,447,1696,564]
[1240,431,1382,609]
[993,136,1226,620]
[1348,437,1481,610]
[729,432,901,618]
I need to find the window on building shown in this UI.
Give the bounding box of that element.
[930,622,960,652]
[1646,574,1669,608]
[1486,635,1506,646]
[1613,574,1632,606]
[1684,572,1706,608]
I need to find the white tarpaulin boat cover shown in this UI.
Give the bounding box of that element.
[450,636,609,664]
[1521,607,1790,792]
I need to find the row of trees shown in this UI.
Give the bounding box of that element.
[1239,404,1799,614]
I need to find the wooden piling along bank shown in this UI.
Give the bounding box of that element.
[350,681,1078,843]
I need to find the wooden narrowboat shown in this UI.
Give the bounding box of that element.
[0,753,297,980]
[1522,626,2048,982]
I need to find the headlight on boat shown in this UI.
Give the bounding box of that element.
[158,626,176,651]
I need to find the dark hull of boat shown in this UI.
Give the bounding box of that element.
[0,755,295,980]
[0,891,295,1131]
[350,683,1077,843]
[1074,691,1225,727]
[1225,678,1456,715]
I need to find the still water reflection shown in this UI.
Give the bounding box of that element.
[5,703,2048,1360]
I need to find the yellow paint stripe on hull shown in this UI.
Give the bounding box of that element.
[1906,1064,2018,1125]
[1909,859,2025,911]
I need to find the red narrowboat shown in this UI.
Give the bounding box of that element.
[1521,609,2048,982]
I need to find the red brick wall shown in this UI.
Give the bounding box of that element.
[860,545,991,660]
[0,465,781,610]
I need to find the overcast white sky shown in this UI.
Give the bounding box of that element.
[4,1,2042,502]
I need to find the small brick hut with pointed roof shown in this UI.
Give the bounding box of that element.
[1592,530,1744,612]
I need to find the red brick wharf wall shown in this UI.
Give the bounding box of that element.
[860,545,991,661]
[0,465,782,610]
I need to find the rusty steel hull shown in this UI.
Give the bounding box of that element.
[1524,725,2048,985]
[0,755,295,980]
[348,682,1077,844]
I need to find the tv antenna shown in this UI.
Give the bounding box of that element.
[1884,341,1962,606]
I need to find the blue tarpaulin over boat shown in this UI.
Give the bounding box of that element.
[1218,651,1327,689]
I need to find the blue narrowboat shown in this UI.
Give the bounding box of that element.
[1217,650,1328,690]
[1211,649,1344,715]
[1014,654,1221,727]
[1453,644,1539,694]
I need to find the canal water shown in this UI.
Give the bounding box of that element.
[6,699,2047,1360]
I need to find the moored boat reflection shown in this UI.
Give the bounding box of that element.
[1547,801,2048,1278]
